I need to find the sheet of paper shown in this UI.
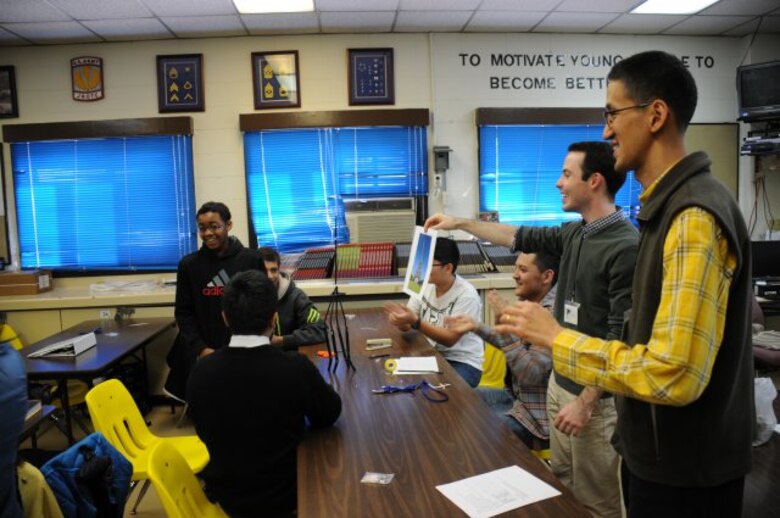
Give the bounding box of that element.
[436,465,561,518]
[394,356,439,374]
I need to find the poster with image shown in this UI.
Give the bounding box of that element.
[403,226,437,298]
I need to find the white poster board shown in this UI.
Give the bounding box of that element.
[403,226,437,298]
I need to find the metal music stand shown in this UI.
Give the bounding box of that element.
[324,223,355,372]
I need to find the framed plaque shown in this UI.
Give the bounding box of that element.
[252,51,301,109]
[157,54,205,112]
[348,48,394,106]
[0,66,18,118]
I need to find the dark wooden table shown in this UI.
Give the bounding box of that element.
[297,310,588,517]
[23,317,176,444]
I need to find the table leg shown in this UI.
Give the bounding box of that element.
[58,379,75,445]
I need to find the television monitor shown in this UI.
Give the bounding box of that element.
[737,60,780,122]
[751,240,780,279]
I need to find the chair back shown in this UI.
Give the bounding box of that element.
[148,441,227,518]
[85,379,156,474]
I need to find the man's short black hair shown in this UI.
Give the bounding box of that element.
[197,202,231,224]
[433,237,460,274]
[530,251,560,287]
[568,141,625,198]
[257,246,281,265]
[221,271,277,335]
[607,50,697,132]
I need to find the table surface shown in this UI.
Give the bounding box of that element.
[23,317,175,380]
[297,310,588,518]
[19,404,56,444]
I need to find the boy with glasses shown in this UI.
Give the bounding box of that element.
[385,238,484,387]
[165,201,265,402]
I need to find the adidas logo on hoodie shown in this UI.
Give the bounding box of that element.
[202,269,231,296]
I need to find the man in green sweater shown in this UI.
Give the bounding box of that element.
[498,51,753,518]
[426,141,638,518]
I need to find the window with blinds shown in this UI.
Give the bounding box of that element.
[244,126,427,253]
[479,124,640,227]
[11,135,196,271]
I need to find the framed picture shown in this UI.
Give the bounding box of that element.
[157,54,204,112]
[252,51,301,109]
[71,56,104,102]
[0,65,19,118]
[348,48,394,106]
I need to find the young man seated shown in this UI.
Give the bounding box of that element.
[257,247,327,350]
[187,271,342,518]
[447,252,558,449]
[385,237,484,387]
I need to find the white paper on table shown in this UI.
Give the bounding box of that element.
[394,356,439,374]
[436,465,561,518]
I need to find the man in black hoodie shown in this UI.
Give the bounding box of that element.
[258,247,327,351]
[165,202,265,402]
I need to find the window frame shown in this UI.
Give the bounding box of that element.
[2,117,196,276]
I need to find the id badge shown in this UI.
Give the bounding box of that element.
[564,300,580,326]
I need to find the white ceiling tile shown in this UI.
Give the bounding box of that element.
[757,15,780,32]
[533,12,620,32]
[700,0,780,16]
[480,0,560,9]
[465,11,547,32]
[663,15,753,34]
[0,26,30,44]
[320,11,395,33]
[556,0,641,13]
[241,13,320,34]
[395,10,472,31]
[600,13,693,33]
[140,0,238,17]
[0,0,71,23]
[399,0,481,11]
[47,0,153,20]
[81,18,173,41]
[723,17,761,35]
[317,0,400,11]
[162,15,247,38]
[2,21,101,43]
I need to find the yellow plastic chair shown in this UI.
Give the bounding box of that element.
[478,343,507,389]
[85,379,209,515]
[149,441,228,518]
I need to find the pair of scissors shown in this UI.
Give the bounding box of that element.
[372,379,450,403]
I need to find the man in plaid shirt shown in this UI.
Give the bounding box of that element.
[446,251,558,450]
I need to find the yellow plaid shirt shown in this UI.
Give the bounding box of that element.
[552,172,736,406]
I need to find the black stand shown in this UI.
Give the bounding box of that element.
[324,226,355,372]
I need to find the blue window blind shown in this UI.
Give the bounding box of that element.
[11,135,196,271]
[244,126,427,253]
[479,125,641,227]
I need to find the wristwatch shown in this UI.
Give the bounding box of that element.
[411,318,421,330]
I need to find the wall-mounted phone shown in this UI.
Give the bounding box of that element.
[432,146,452,198]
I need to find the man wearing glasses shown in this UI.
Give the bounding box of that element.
[425,141,637,518]
[165,201,266,402]
[386,238,484,387]
[499,51,753,517]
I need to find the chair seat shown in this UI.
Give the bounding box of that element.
[124,435,209,480]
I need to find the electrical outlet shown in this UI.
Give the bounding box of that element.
[99,309,111,320]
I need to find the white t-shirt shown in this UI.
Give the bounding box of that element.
[407,275,484,371]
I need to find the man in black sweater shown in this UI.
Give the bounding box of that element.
[187,270,342,518]
[165,201,265,401]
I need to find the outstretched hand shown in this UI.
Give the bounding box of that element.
[486,289,510,322]
[423,213,458,232]
[493,300,563,348]
[384,302,417,329]
[444,314,478,335]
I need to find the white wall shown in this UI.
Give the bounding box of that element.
[1,32,778,266]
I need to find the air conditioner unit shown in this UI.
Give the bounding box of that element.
[345,198,416,243]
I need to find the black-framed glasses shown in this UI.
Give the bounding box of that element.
[198,223,225,233]
[602,102,652,124]
[431,262,444,268]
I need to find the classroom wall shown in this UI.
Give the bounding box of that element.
[1,32,778,269]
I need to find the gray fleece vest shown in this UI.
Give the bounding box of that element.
[614,152,754,487]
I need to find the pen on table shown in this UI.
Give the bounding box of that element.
[369,353,391,359]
